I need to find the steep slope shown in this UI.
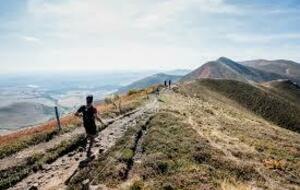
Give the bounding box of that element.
[181,57,285,83]
[118,73,181,93]
[181,79,300,132]
[241,59,300,83]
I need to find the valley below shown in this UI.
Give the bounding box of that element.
[0,85,115,133]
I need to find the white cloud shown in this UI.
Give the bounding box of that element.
[27,0,137,36]
[26,0,240,34]
[226,33,300,43]
[135,0,240,29]
[21,35,41,43]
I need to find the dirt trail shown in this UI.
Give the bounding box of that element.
[8,95,158,190]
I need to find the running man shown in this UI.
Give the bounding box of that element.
[75,95,106,159]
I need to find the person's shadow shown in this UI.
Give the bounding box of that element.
[65,156,95,185]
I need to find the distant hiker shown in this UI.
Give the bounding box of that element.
[164,80,167,87]
[156,86,160,96]
[168,80,172,89]
[75,95,106,159]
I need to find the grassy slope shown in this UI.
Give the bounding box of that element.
[241,59,300,83]
[260,80,300,107]
[68,83,300,189]
[159,88,300,189]
[131,113,264,189]
[182,79,300,133]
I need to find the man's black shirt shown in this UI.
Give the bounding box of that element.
[77,105,97,135]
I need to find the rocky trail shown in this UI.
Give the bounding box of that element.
[5,95,159,190]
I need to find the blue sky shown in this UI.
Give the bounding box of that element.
[0,0,300,73]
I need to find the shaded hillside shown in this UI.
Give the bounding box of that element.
[0,102,54,130]
[261,79,300,106]
[241,59,300,83]
[181,57,285,83]
[118,73,181,93]
[180,79,300,132]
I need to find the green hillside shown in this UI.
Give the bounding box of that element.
[241,59,300,83]
[261,79,300,106]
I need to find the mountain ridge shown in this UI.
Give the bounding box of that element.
[240,59,300,84]
[181,57,286,83]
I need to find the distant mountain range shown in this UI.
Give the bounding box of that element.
[181,57,283,82]
[118,73,182,93]
[118,57,300,94]
[0,102,54,130]
[240,59,300,84]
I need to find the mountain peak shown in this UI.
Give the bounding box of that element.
[217,57,234,63]
[181,57,285,83]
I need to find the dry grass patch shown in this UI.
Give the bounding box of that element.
[159,88,300,189]
[220,179,251,190]
[129,112,265,189]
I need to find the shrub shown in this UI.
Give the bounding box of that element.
[128,89,143,96]
[119,148,134,163]
[130,180,144,190]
